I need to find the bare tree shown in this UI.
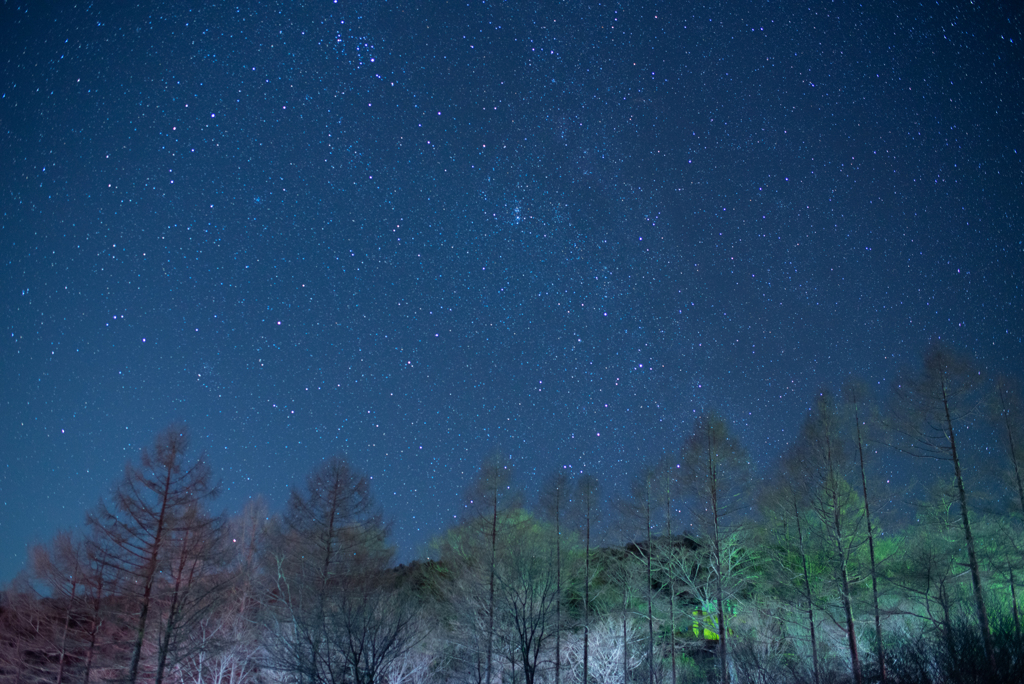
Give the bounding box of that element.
[887,483,973,676]
[431,452,522,684]
[843,379,888,684]
[495,516,562,684]
[678,410,750,684]
[29,532,89,684]
[150,500,229,684]
[995,377,1024,519]
[758,454,823,684]
[616,463,660,684]
[265,455,392,684]
[78,536,121,684]
[465,452,519,684]
[564,614,646,684]
[601,548,651,684]
[87,424,219,684]
[888,343,995,675]
[538,469,573,684]
[794,391,866,684]
[570,473,601,684]
[170,497,271,684]
[654,453,683,684]
[326,577,420,684]
[0,576,48,684]
[994,377,1024,633]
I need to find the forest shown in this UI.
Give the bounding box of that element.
[1,343,1022,684]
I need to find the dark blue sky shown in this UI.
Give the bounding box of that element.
[2,0,1021,583]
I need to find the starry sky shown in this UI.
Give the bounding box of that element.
[2,0,1021,583]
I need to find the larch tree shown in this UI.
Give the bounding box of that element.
[87,424,219,684]
[678,410,751,684]
[888,343,995,675]
[29,530,122,684]
[433,451,521,684]
[843,379,888,684]
[30,532,90,684]
[538,468,574,684]
[993,376,1024,634]
[758,450,823,684]
[150,498,229,684]
[617,462,661,684]
[470,453,519,684]
[571,472,601,684]
[654,453,683,684]
[795,390,865,684]
[266,455,392,684]
[182,497,268,684]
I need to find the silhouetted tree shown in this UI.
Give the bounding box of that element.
[265,454,392,684]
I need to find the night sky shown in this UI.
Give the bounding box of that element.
[2,1,1021,584]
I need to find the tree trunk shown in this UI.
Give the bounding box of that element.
[943,384,996,675]
[486,494,497,684]
[840,561,863,684]
[622,577,629,684]
[127,465,174,684]
[554,486,561,684]
[666,497,676,684]
[645,490,654,684]
[853,401,887,684]
[710,440,729,684]
[1011,564,1021,635]
[583,505,590,684]
[55,581,76,684]
[795,509,820,684]
[832,477,863,684]
[716,566,729,684]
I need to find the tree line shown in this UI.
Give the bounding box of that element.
[2,342,1023,684]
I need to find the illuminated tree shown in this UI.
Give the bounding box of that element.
[758,452,824,684]
[570,472,601,684]
[677,410,751,684]
[888,343,995,675]
[795,391,866,684]
[616,463,660,684]
[843,379,888,684]
[87,424,219,684]
[28,530,121,684]
[538,469,573,684]
[432,452,521,684]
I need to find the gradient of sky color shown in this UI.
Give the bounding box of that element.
[2,0,1021,583]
